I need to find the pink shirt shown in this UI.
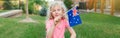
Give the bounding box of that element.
[46,19,69,38]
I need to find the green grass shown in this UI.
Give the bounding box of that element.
[0,13,120,38]
[73,13,120,38]
[0,10,9,13]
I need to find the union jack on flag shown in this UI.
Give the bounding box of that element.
[67,6,82,27]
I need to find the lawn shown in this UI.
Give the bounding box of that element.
[0,13,120,38]
[0,10,9,13]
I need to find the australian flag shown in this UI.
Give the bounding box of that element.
[67,6,82,27]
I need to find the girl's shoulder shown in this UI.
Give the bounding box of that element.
[46,19,54,29]
[61,19,69,25]
[61,19,70,28]
[61,18,68,22]
[46,19,54,25]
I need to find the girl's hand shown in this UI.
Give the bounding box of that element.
[54,16,61,26]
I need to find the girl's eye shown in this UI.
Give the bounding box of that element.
[57,9,61,11]
[52,10,55,12]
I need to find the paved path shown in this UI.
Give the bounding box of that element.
[0,10,22,18]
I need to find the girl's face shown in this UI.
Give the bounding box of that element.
[51,5,63,19]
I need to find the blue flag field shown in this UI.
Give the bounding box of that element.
[67,6,82,27]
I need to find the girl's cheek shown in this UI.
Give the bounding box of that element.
[51,12,54,17]
[60,12,63,15]
[52,12,57,17]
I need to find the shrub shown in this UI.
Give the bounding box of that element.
[64,0,73,9]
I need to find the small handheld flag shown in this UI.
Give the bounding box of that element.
[67,6,82,27]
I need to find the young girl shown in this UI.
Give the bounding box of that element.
[46,1,76,38]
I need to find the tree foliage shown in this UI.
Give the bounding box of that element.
[64,0,73,9]
[28,0,47,14]
[3,0,13,10]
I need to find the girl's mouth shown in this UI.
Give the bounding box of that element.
[55,14,59,16]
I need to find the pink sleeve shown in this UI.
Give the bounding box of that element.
[64,20,70,28]
[46,20,52,32]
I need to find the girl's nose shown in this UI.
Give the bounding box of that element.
[55,11,58,14]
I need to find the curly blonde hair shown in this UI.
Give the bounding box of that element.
[46,1,68,20]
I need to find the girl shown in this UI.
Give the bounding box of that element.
[46,1,76,38]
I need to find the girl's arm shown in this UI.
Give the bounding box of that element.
[67,26,76,38]
[46,25,55,38]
